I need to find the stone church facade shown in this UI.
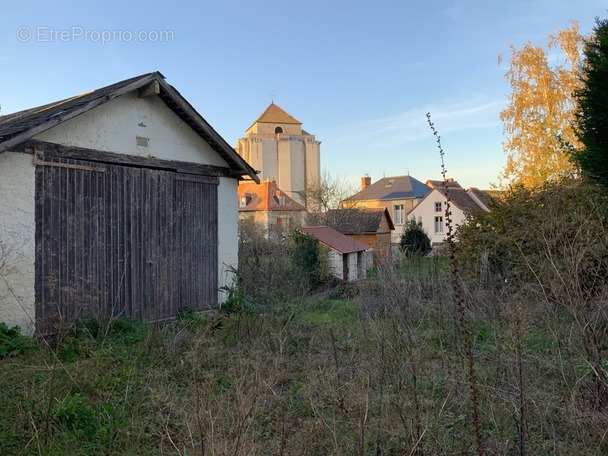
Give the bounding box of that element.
[235,103,320,207]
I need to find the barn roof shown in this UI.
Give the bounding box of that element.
[0,71,259,182]
[297,226,369,254]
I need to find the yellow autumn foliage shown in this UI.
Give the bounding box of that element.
[499,21,583,189]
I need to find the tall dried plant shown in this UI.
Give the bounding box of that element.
[427,112,484,455]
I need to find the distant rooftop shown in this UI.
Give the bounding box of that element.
[238,180,306,212]
[325,207,394,234]
[298,226,369,254]
[342,175,430,202]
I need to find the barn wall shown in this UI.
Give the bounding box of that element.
[0,152,36,334]
[346,252,359,281]
[34,92,228,167]
[327,249,344,280]
[218,177,238,304]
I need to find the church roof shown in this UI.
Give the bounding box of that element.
[252,102,302,126]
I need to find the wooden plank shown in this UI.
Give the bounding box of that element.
[16,140,228,179]
[34,155,106,172]
[35,155,220,335]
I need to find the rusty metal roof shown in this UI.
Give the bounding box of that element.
[0,71,259,182]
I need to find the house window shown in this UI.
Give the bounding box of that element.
[239,197,248,208]
[435,202,442,212]
[434,216,443,233]
[393,204,405,224]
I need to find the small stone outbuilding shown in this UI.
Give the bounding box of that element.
[297,226,369,281]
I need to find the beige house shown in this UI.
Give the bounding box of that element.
[235,103,320,208]
[340,175,431,244]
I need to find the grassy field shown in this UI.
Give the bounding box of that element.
[1,258,606,455]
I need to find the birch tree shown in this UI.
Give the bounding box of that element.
[499,21,584,189]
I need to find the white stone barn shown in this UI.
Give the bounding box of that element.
[0,72,258,335]
[297,226,369,281]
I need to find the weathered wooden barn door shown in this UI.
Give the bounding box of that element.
[35,155,218,335]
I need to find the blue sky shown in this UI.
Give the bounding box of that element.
[1,0,606,189]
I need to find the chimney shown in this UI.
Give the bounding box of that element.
[361,174,371,190]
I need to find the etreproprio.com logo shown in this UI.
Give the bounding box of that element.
[16,26,175,45]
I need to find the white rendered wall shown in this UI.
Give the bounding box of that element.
[289,140,306,204]
[346,253,359,281]
[262,139,279,183]
[35,92,228,167]
[409,189,467,245]
[327,250,344,280]
[305,138,320,190]
[277,138,292,202]
[218,177,239,303]
[0,152,36,334]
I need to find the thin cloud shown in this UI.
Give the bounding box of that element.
[327,98,503,148]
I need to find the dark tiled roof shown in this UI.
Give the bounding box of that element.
[342,175,430,202]
[298,226,369,254]
[325,208,394,234]
[0,72,259,182]
[238,181,306,212]
[468,187,496,209]
[426,179,462,189]
[434,187,486,213]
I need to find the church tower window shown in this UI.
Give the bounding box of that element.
[274,126,283,134]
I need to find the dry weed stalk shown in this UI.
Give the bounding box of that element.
[427,112,484,455]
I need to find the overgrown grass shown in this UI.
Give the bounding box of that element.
[0,275,607,454]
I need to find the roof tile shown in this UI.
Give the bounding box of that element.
[238,181,306,212]
[298,226,369,254]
